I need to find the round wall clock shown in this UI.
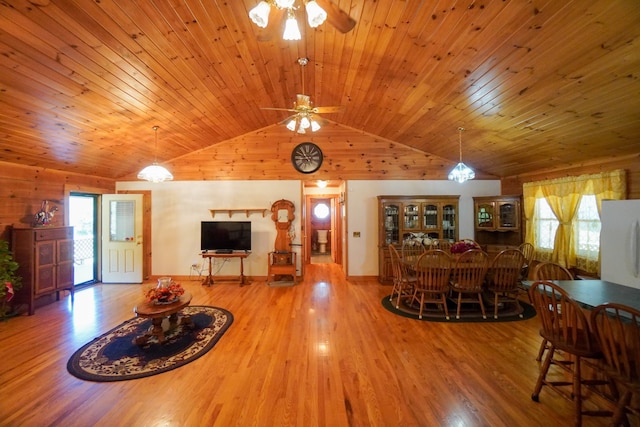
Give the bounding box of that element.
[291,142,323,174]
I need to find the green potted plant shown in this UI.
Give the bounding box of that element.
[0,239,22,319]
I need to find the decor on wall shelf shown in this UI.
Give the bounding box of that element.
[209,209,268,218]
[248,0,356,40]
[448,127,475,183]
[137,126,174,183]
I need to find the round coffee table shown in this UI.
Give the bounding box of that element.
[133,292,193,345]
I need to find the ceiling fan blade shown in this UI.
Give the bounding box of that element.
[315,0,356,33]
[309,114,329,126]
[313,105,344,114]
[261,107,298,112]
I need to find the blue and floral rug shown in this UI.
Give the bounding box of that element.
[67,305,233,382]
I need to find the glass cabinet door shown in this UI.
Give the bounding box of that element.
[442,204,457,241]
[422,203,438,230]
[476,202,494,229]
[403,204,420,230]
[498,202,518,229]
[383,203,400,244]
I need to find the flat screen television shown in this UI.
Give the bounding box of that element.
[200,221,252,253]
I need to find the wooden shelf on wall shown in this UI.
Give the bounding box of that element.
[209,209,267,218]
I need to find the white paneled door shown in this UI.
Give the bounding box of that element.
[101,194,143,283]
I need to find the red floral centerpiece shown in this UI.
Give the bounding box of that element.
[450,239,481,254]
[145,278,184,305]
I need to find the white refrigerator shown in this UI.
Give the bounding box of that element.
[600,199,640,289]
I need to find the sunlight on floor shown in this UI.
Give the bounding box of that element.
[68,287,98,343]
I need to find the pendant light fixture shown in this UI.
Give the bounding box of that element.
[448,127,475,183]
[249,1,327,41]
[137,126,174,183]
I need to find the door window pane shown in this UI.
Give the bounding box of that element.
[109,200,135,242]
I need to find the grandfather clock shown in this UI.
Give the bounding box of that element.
[268,199,297,283]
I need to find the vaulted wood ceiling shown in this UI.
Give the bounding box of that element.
[1,0,639,181]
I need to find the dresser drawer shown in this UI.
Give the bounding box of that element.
[34,227,73,241]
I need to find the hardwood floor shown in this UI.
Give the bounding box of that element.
[0,264,618,426]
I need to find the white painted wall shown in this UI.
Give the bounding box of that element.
[345,180,501,276]
[117,179,501,278]
[116,180,302,278]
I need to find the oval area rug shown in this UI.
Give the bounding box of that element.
[67,305,233,382]
[382,295,536,322]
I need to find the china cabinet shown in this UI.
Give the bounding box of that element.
[11,226,75,315]
[473,196,522,256]
[378,195,459,284]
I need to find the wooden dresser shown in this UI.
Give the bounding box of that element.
[11,226,74,315]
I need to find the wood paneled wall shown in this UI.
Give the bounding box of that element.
[0,161,115,242]
[501,154,640,199]
[119,123,499,182]
[0,148,636,248]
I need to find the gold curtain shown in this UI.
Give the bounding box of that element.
[523,169,626,272]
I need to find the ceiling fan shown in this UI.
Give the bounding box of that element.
[249,0,356,41]
[260,58,344,134]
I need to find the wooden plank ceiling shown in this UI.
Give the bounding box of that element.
[0,0,639,181]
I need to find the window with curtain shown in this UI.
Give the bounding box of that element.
[573,195,601,272]
[523,169,626,275]
[535,198,558,250]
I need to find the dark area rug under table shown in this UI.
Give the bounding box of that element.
[382,295,536,322]
[67,305,233,382]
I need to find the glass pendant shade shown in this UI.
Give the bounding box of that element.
[138,125,174,183]
[310,119,321,132]
[283,10,301,40]
[306,1,327,27]
[137,163,174,183]
[299,115,311,129]
[286,118,297,131]
[448,162,475,183]
[249,1,271,28]
[448,127,475,183]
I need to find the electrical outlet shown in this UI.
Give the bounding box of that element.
[353,231,361,238]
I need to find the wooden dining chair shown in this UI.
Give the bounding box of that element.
[410,249,453,319]
[401,238,426,263]
[591,303,640,426]
[529,281,613,427]
[437,240,453,253]
[486,249,527,319]
[388,244,417,309]
[449,249,489,319]
[532,261,574,361]
[518,242,535,279]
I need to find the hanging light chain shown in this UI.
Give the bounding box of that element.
[458,127,464,163]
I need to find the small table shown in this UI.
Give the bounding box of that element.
[133,292,193,345]
[201,252,249,286]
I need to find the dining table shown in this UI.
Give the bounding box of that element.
[522,279,640,311]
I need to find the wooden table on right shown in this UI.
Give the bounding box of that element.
[522,279,640,311]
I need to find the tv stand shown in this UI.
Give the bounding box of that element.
[201,252,249,286]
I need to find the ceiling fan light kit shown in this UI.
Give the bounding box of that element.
[261,58,344,134]
[249,1,327,40]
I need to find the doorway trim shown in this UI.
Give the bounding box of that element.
[304,194,342,266]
